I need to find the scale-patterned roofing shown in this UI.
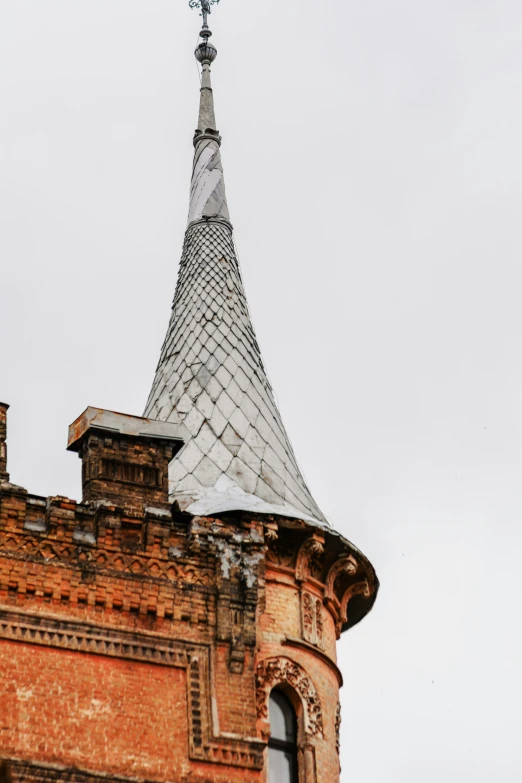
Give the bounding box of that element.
[144,37,328,527]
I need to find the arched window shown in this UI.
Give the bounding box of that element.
[268,690,298,783]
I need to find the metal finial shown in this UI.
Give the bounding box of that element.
[189,0,220,31]
[191,0,220,64]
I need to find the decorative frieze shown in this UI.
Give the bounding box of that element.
[0,608,189,667]
[0,529,213,587]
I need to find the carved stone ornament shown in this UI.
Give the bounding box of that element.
[302,591,314,642]
[263,522,279,542]
[301,591,324,650]
[340,579,371,625]
[335,702,341,756]
[256,657,323,737]
[266,538,294,568]
[325,554,358,601]
[295,534,325,582]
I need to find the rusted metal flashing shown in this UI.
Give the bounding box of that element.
[67,407,185,453]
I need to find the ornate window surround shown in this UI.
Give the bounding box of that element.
[255,656,323,738]
[256,656,322,783]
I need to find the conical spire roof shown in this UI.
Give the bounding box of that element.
[145,14,327,527]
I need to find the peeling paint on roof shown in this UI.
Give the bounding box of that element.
[188,140,229,225]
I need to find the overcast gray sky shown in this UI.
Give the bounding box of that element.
[1,1,521,780]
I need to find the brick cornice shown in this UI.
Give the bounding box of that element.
[0,607,191,666]
[4,757,152,783]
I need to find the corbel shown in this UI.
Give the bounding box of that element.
[340,579,372,627]
[323,554,359,636]
[324,554,358,601]
[295,533,325,583]
[263,520,279,542]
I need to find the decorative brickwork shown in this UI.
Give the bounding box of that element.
[256,657,324,737]
[335,702,342,756]
[0,409,273,781]
[0,404,379,783]
[0,403,377,783]
[295,534,325,583]
[67,408,184,512]
[0,404,9,483]
[301,591,325,649]
[1,4,380,779]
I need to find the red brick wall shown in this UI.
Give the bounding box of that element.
[0,486,267,782]
[258,569,342,783]
[261,576,338,661]
[212,645,258,736]
[1,640,262,783]
[0,465,376,783]
[1,641,187,779]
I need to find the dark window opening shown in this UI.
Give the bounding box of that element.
[268,690,298,783]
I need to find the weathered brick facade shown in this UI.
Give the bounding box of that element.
[2,9,380,781]
[0,404,377,782]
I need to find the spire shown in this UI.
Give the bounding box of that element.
[144,4,328,527]
[189,2,229,226]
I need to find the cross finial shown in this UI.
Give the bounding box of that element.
[189,0,220,31]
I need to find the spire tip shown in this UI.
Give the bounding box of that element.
[191,0,220,64]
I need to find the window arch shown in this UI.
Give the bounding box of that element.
[268,689,298,783]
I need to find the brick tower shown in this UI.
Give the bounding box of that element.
[0,5,378,783]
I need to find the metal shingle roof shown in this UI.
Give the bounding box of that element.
[145,218,328,526]
[144,25,328,527]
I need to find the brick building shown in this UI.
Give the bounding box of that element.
[0,5,378,783]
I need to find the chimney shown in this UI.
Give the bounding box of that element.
[0,402,9,483]
[67,407,185,512]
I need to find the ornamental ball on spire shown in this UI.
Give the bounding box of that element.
[195,41,218,64]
